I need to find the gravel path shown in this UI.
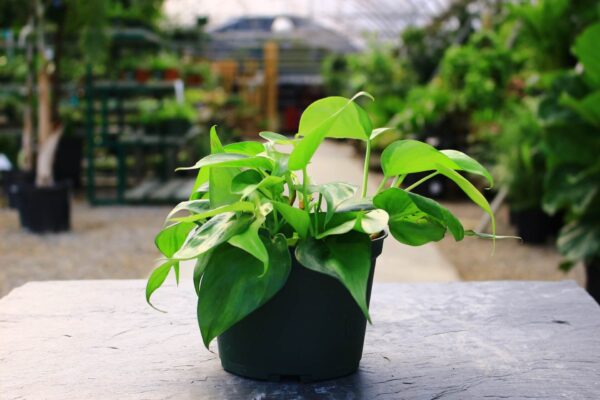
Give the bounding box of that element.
[0,202,168,297]
[436,201,585,285]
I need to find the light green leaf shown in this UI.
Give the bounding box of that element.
[170,202,255,223]
[223,141,265,155]
[209,125,224,153]
[165,199,211,222]
[189,167,210,200]
[173,213,252,260]
[435,163,495,239]
[308,182,357,225]
[259,131,296,145]
[231,170,285,198]
[228,218,269,272]
[357,209,389,234]
[155,221,196,257]
[296,231,372,321]
[177,153,274,171]
[272,201,311,238]
[370,127,394,141]
[380,140,459,177]
[440,149,494,187]
[146,259,178,311]
[315,212,357,239]
[289,93,373,170]
[197,234,291,347]
[560,91,600,127]
[193,251,212,297]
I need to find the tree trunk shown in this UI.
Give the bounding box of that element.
[586,258,600,305]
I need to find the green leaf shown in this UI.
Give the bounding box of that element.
[440,149,494,187]
[165,199,211,221]
[155,222,196,257]
[189,167,210,200]
[308,182,357,225]
[170,201,255,223]
[560,91,600,127]
[295,231,372,321]
[435,163,495,239]
[337,198,376,212]
[209,125,224,153]
[197,234,291,347]
[231,170,285,198]
[228,218,269,272]
[173,213,251,260]
[380,140,458,177]
[259,131,296,145]
[370,127,394,141]
[557,221,600,262]
[272,201,311,238]
[177,153,274,171]
[193,251,212,297]
[357,209,389,234]
[146,259,178,311]
[315,212,357,239]
[223,141,265,156]
[573,22,600,88]
[289,93,373,170]
[373,188,458,245]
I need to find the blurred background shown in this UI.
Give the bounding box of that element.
[0,0,598,302]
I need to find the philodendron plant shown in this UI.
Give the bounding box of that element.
[147,92,497,348]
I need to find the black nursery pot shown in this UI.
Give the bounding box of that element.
[1,170,34,209]
[217,234,386,382]
[513,207,554,244]
[17,182,71,233]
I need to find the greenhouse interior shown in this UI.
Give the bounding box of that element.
[1,0,600,397]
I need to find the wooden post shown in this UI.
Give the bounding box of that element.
[263,41,278,131]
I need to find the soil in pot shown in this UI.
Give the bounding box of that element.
[217,234,386,382]
[17,182,71,233]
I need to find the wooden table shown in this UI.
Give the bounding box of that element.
[1,280,599,399]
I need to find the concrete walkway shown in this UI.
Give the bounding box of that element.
[308,140,459,282]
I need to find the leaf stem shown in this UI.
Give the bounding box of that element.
[405,172,439,192]
[361,140,371,198]
[391,174,406,188]
[375,177,388,194]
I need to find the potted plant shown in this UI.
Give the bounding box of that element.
[146,93,500,382]
[156,99,196,135]
[495,101,557,244]
[150,53,180,81]
[540,23,600,302]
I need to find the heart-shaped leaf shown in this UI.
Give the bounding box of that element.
[296,231,372,321]
[197,234,291,347]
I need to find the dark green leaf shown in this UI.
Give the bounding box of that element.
[197,234,291,347]
[295,231,372,321]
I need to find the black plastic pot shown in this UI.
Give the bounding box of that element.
[53,135,84,189]
[1,170,34,209]
[586,259,600,305]
[513,207,556,244]
[17,182,71,233]
[217,234,386,382]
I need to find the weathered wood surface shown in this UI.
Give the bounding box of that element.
[1,280,599,399]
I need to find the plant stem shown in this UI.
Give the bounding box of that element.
[405,172,439,192]
[375,177,388,194]
[391,174,406,188]
[302,166,309,209]
[361,140,372,198]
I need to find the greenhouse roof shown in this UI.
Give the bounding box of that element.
[164,0,452,48]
